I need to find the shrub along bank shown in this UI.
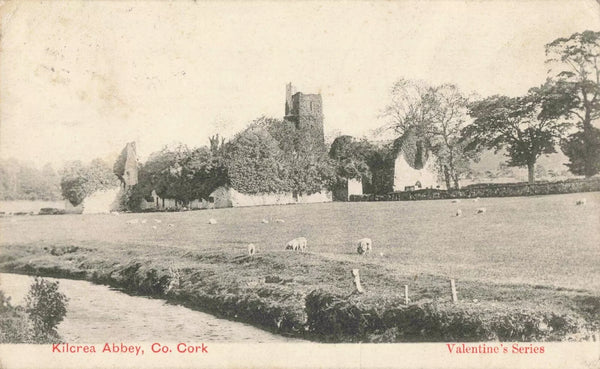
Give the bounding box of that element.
[0,243,597,342]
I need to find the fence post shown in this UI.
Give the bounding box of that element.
[450,279,458,303]
[351,269,364,293]
[404,285,409,305]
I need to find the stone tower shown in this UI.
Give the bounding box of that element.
[284,83,325,148]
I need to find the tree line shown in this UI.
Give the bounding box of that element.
[5,31,597,207]
[379,30,600,186]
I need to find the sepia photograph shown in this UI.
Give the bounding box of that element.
[0,1,599,368]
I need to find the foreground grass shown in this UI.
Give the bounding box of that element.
[0,192,598,341]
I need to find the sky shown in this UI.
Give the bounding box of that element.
[1,1,599,168]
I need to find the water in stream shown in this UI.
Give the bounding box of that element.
[0,273,298,343]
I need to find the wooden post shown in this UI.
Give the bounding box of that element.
[450,279,458,303]
[351,269,364,293]
[404,285,409,305]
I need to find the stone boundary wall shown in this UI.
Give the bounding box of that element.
[349,177,600,202]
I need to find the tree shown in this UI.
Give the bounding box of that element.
[363,143,395,195]
[329,136,372,197]
[142,144,191,204]
[185,146,228,201]
[426,84,478,189]
[253,116,335,195]
[380,78,434,140]
[560,126,600,176]
[381,79,477,188]
[224,127,289,194]
[287,150,335,196]
[60,161,90,206]
[464,87,570,184]
[24,277,68,343]
[545,30,600,177]
[60,159,119,206]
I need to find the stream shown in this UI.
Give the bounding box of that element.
[0,273,299,343]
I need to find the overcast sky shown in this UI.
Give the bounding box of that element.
[1,1,599,168]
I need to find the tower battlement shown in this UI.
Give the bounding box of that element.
[283,83,325,147]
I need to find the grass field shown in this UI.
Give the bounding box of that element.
[1,192,599,341]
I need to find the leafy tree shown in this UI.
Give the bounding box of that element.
[287,150,335,196]
[60,159,119,206]
[224,127,289,194]
[60,161,90,206]
[545,30,600,177]
[24,277,68,343]
[329,136,371,181]
[142,144,191,204]
[560,126,600,176]
[185,146,228,201]
[0,159,61,201]
[253,116,335,195]
[464,87,570,184]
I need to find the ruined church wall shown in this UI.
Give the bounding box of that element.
[393,154,440,191]
[210,186,332,209]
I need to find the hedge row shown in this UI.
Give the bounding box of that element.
[305,290,592,343]
[350,177,600,202]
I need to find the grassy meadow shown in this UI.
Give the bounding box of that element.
[1,192,599,341]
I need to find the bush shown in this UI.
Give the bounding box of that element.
[0,291,32,343]
[24,277,69,342]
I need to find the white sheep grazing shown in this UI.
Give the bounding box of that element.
[451,199,461,203]
[208,218,217,224]
[286,239,299,251]
[576,198,587,206]
[152,225,158,230]
[455,209,462,217]
[473,197,480,202]
[247,243,256,256]
[275,219,285,223]
[357,238,373,255]
[476,208,486,214]
[261,219,269,224]
[126,219,139,224]
[141,219,148,224]
[167,223,175,228]
[296,237,307,252]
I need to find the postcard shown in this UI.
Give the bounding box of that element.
[0,1,599,368]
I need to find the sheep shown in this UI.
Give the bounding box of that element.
[126,219,139,224]
[296,237,307,252]
[451,199,461,203]
[261,219,269,224]
[208,218,217,224]
[455,209,462,217]
[275,219,285,223]
[247,243,256,256]
[141,219,147,224]
[576,198,587,206]
[167,223,175,228]
[476,208,486,214]
[152,225,158,230]
[473,197,480,202]
[285,239,299,251]
[357,238,373,255]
